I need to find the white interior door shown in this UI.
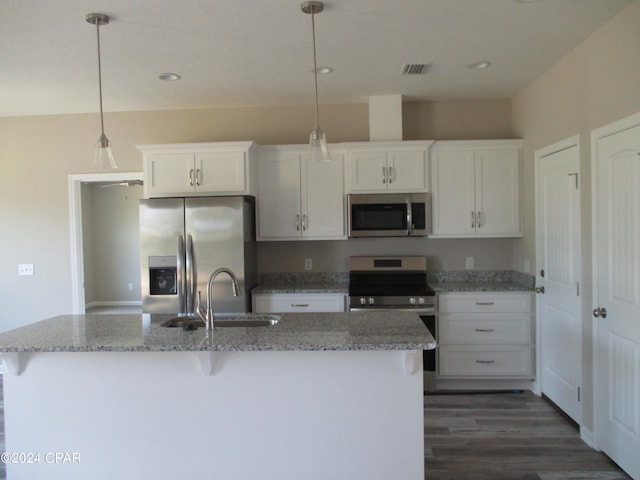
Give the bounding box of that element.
[592,115,640,480]
[535,137,582,423]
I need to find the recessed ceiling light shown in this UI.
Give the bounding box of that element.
[467,61,491,70]
[159,73,181,81]
[312,66,334,74]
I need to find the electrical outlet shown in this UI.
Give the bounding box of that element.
[465,257,474,270]
[304,258,313,271]
[18,264,34,276]
[128,283,134,291]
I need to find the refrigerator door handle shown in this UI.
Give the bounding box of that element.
[185,234,195,314]
[177,235,186,315]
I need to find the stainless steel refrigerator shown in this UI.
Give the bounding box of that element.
[139,196,257,314]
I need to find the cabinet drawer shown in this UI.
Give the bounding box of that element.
[253,294,346,313]
[438,346,533,377]
[438,292,531,313]
[438,313,531,344]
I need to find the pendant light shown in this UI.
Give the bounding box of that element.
[301,1,332,163]
[86,13,117,170]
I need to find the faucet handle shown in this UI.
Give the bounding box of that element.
[195,291,206,320]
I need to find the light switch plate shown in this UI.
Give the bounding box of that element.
[304,258,313,271]
[18,264,34,276]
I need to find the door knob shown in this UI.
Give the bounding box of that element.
[535,286,545,294]
[593,307,607,318]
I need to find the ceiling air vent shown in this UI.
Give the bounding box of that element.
[401,63,430,75]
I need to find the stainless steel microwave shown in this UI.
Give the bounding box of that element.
[347,193,431,238]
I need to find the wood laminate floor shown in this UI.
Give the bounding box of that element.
[425,391,631,480]
[0,378,630,479]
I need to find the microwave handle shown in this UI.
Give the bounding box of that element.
[406,198,412,236]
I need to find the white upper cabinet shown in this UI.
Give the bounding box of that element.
[138,142,256,198]
[430,140,522,238]
[343,141,433,193]
[257,145,345,241]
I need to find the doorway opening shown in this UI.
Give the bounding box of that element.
[68,172,143,314]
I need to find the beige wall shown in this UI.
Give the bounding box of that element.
[0,100,513,332]
[511,0,640,433]
[83,183,144,305]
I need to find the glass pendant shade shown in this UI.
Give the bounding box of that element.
[93,133,117,169]
[309,127,331,163]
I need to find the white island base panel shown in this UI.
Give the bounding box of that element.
[4,350,424,479]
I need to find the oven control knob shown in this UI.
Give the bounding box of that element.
[418,297,425,304]
[359,297,366,305]
[409,297,416,304]
[369,297,375,305]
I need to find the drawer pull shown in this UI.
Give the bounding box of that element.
[475,328,495,332]
[475,359,495,364]
[291,304,310,307]
[475,302,495,306]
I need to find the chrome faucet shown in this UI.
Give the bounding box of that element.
[196,267,241,331]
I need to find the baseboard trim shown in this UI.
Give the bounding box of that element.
[85,301,142,309]
[580,426,596,449]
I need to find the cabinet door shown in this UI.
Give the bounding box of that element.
[257,153,302,239]
[386,150,426,191]
[302,152,345,239]
[475,149,521,236]
[347,151,388,192]
[196,151,246,193]
[144,153,195,197]
[430,149,476,235]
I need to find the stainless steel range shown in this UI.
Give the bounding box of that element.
[348,256,436,388]
[348,256,435,313]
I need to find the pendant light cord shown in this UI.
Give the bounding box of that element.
[311,11,319,131]
[96,20,105,137]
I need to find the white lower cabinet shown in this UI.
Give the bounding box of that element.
[252,293,346,313]
[437,292,534,379]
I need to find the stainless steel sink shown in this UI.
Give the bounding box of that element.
[160,314,280,329]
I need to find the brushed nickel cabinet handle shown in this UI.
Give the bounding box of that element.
[476,360,495,364]
[382,166,386,184]
[475,328,495,332]
[189,169,195,187]
[475,302,495,306]
[296,214,300,231]
[291,304,310,307]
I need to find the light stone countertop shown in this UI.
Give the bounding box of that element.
[0,312,435,353]
[430,281,533,292]
[252,283,349,294]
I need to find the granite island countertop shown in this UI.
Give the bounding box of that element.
[0,311,435,353]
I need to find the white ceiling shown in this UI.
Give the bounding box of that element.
[0,0,631,117]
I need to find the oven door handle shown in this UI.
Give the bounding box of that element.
[406,198,412,236]
[349,307,436,314]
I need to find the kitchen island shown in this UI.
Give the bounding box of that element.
[0,312,434,480]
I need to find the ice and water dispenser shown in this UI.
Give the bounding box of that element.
[148,256,177,296]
